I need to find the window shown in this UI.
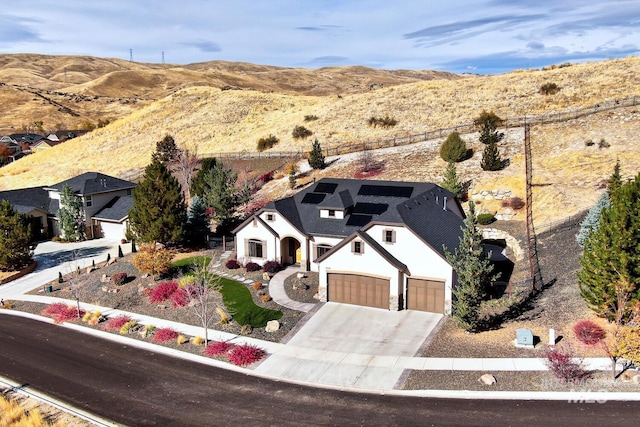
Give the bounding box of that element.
[328,210,336,217]
[384,229,395,243]
[126,189,132,196]
[352,240,363,254]
[248,240,264,258]
[316,244,332,259]
[266,213,275,221]
[85,195,92,207]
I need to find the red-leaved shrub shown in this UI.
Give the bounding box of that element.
[573,319,606,346]
[259,170,275,183]
[262,261,282,274]
[149,281,179,303]
[245,262,261,272]
[545,347,592,383]
[41,303,84,323]
[228,344,267,366]
[153,328,179,343]
[171,287,194,307]
[225,259,241,269]
[203,341,236,357]
[102,315,133,332]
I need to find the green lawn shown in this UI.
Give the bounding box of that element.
[172,257,282,328]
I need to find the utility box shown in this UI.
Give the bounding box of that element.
[515,329,535,348]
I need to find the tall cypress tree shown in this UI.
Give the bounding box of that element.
[444,202,498,331]
[129,160,186,245]
[0,200,33,270]
[185,195,210,247]
[57,184,86,241]
[578,173,640,323]
[480,140,503,171]
[308,138,326,170]
[576,192,610,248]
[441,161,463,198]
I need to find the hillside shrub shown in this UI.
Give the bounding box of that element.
[245,262,261,272]
[259,170,275,183]
[540,82,560,95]
[501,196,525,210]
[153,328,179,343]
[256,134,279,152]
[573,320,606,346]
[598,138,610,149]
[440,132,469,162]
[545,347,592,383]
[262,261,282,274]
[149,281,179,303]
[226,259,241,269]
[477,213,496,225]
[292,125,312,140]
[304,114,318,121]
[111,272,128,286]
[228,344,267,366]
[203,340,236,357]
[103,315,132,332]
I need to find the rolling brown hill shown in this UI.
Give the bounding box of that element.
[0,54,638,223]
[0,53,458,134]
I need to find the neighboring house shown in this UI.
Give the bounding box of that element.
[31,138,63,152]
[233,178,466,313]
[0,172,136,241]
[46,130,88,142]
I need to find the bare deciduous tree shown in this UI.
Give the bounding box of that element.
[183,254,223,343]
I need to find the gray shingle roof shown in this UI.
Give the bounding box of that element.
[45,172,135,196]
[92,196,133,222]
[0,187,51,212]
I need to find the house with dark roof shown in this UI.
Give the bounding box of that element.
[0,172,136,241]
[233,178,466,313]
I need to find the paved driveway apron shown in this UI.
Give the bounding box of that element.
[255,302,443,390]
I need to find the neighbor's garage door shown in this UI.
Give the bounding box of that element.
[328,273,390,309]
[99,221,125,240]
[407,279,445,313]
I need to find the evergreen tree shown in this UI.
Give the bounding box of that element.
[289,167,297,189]
[190,157,218,198]
[129,160,186,245]
[441,161,463,198]
[308,138,326,170]
[185,195,210,247]
[576,192,610,248]
[151,134,179,164]
[57,184,86,241]
[480,139,503,171]
[578,173,640,323]
[474,110,504,145]
[0,200,33,270]
[444,202,498,331]
[439,131,468,162]
[201,163,239,231]
[608,159,623,196]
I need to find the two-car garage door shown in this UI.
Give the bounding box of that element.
[407,278,445,314]
[328,273,389,309]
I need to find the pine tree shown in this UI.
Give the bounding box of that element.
[201,163,239,232]
[151,134,179,164]
[129,160,186,245]
[578,173,640,323]
[444,202,498,331]
[185,195,210,247]
[190,157,218,198]
[608,159,623,196]
[439,131,468,162]
[289,167,297,189]
[0,200,33,270]
[480,139,503,171]
[57,184,86,241]
[441,161,463,198]
[475,110,504,145]
[576,192,610,248]
[308,138,326,170]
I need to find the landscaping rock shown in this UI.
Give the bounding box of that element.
[297,272,307,279]
[262,272,271,281]
[478,374,497,386]
[101,286,109,292]
[100,274,109,283]
[265,320,280,332]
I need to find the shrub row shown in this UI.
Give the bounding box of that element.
[225,259,282,274]
[40,303,85,324]
[203,341,266,366]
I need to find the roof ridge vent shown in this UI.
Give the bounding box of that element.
[443,196,447,210]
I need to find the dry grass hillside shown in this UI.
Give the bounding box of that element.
[0,55,639,223]
[0,53,456,134]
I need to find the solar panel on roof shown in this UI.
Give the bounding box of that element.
[357,185,413,198]
[352,202,388,215]
[346,214,373,227]
[301,192,326,204]
[314,182,338,194]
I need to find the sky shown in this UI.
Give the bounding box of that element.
[1,1,639,74]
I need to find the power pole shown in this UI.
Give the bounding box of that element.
[129,49,133,62]
[162,51,165,65]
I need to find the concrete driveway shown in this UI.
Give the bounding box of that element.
[286,302,443,356]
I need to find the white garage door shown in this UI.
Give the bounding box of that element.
[98,221,126,240]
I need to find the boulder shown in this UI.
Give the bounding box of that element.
[101,274,109,283]
[262,272,271,281]
[297,272,307,279]
[101,286,109,292]
[478,374,497,386]
[265,320,280,333]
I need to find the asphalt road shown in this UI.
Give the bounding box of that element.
[0,314,638,427]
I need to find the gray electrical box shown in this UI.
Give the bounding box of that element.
[516,329,535,348]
